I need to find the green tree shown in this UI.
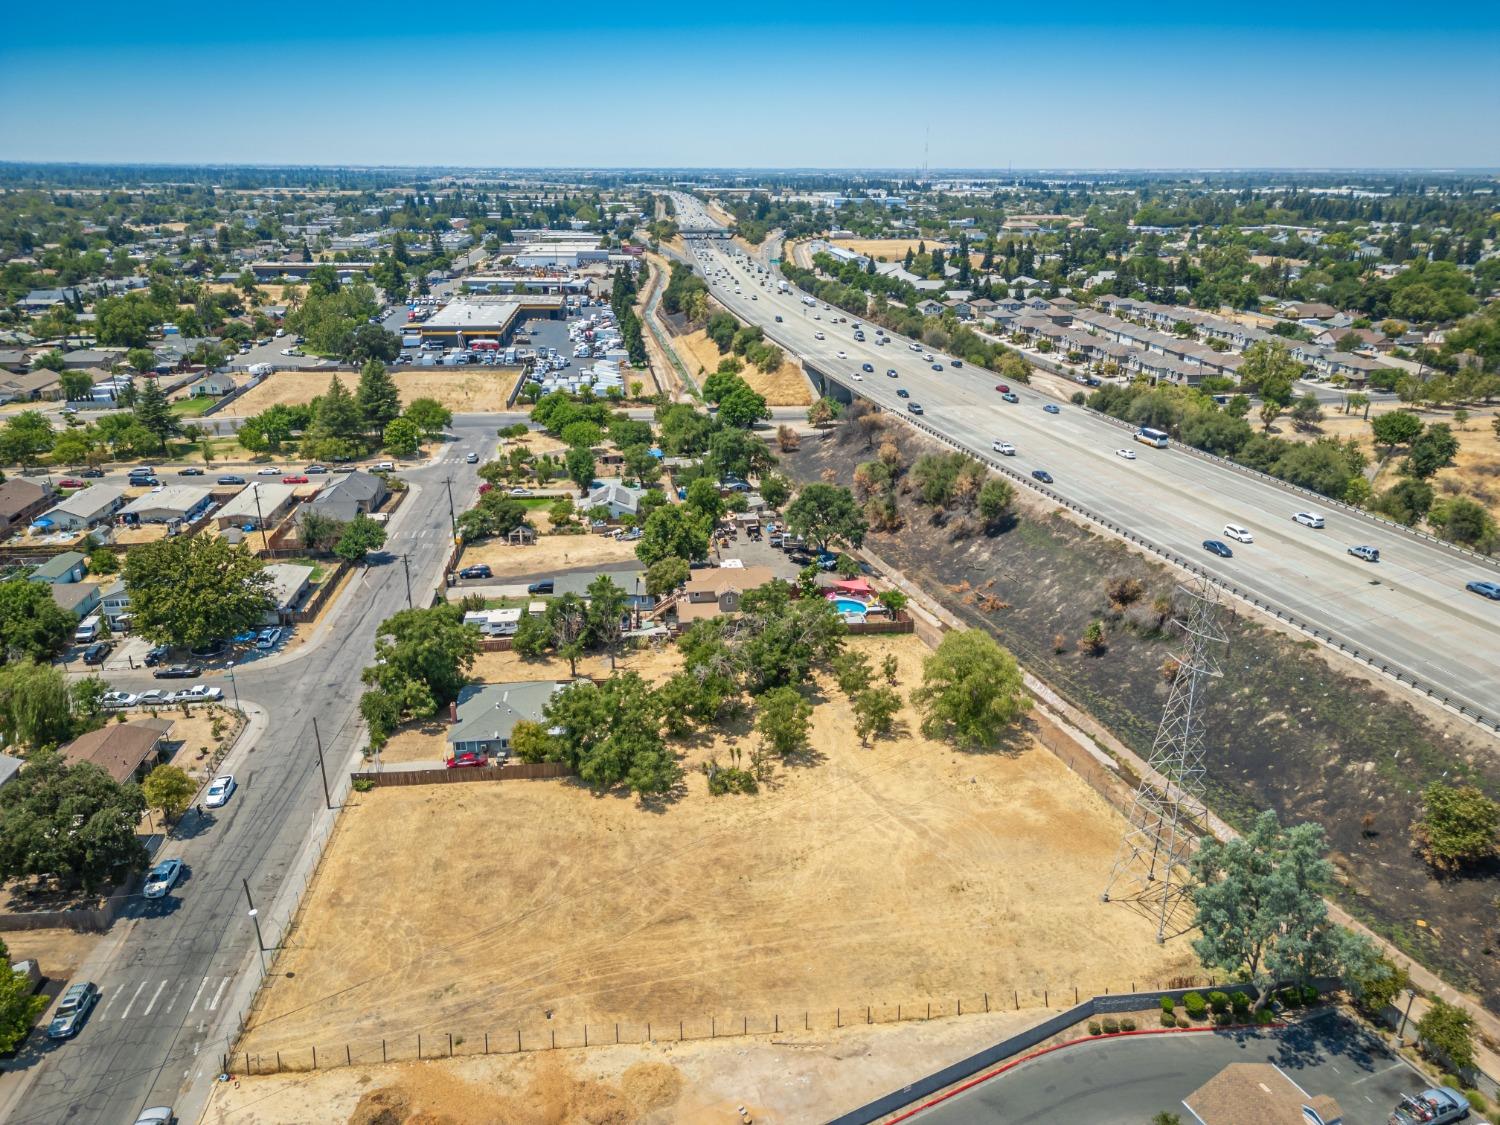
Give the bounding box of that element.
[404,397,452,438]
[755,685,812,756]
[59,370,94,401]
[1373,478,1435,526]
[355,358,402,435]
[299,509,345,552]
[565,445,596,493]
[1427,496,1497,549]
[542,673,679,795]
[1401,423,1459,479]
[0,660,76,749]
[853,686,902,744]
[911,630,1030,747]
[785,483,866,551]
[1415,999,1476,1072]
[456,492,528,542]
[0,750,148,892]
[124,536,274,649]
[1413,782,1498,871]
[334,513,387,564]
[1370,410,1424,453]
[636,505,709,566]
[141,764,195,823]
[831,650,873,697]
[0,579,76,663]
[383,416,420,458]
[645,556,690,599]
[359,604,479,748]
[1189,809,1382,1003]
[509,719,563,764]
[759,473,791,510]
[584,574,629,647]
[301,375,364,461]
[0,936,49,1052]
[131,378,179,445]
[126,347,157,373]
[717,385,770,429]
[685,477,726,525]
[0,411,56,467]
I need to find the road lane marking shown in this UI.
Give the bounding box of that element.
[208,976,230,1011]
[189,975,209,1012]
[119,980,148,1020]
[142,980,167,1015]
[163,979,186,1012]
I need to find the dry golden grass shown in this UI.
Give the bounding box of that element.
[674,329,812,406]
[230,369,522,415]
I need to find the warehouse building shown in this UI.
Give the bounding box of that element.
[418,294,568,346]
[511,241,609,268]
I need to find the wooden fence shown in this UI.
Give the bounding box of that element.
[352,761,574,787]
[845,613,914,635]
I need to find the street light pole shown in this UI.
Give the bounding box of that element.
[443,476,457,538]
[401,554,413,609]
[243,877,268,971]
[311,716,332,810]
[252,484,268,553]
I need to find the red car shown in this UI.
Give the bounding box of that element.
[446,749,489,769]
[58,478,87,489]
[994,384,1010,394]
[282,475,310,485]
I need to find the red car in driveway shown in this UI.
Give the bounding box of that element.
[446,749,489,769]
[58,478,87,489]
[282,475,310,485]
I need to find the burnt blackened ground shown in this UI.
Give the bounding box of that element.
[784,421,1500,1011]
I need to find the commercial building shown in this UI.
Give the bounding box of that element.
[462,275,591,295]
[511,241,609,269]
[417,294,567,347]
[250,261,374,281]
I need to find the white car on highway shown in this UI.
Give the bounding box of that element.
[1293,511,1326,528]
[1114,448,1137,460]
[1224,524,1255,544]
[204,774,236,809]
[991,440,1016,456]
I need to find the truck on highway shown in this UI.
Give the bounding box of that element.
[778,279,790,293]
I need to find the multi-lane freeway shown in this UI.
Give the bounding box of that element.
[671,202,1500,725]
[0,422,493,1125]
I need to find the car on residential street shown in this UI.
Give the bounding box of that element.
[1203,539,1234,558]
[1348,545,1380,562]
[217,475,246,485]
[178,467,204,476]
[1031,469,1054,483]
[1466,579,1500,600]
[153,664,202,680]
[80,467,105,478]
[527,579,554,594]
[171,684,223,704]
[508,487,533,496]
[459,564,492,580]
[256,466,281,476]
[282,474,309,485]
[136,689,169,706]
[46,981,100,1040]
[101,691,137,709]
[143,858,183,899]
[58,477,86,488]
[304,464,329,475]
[132,1108,176,1125]
[1114,448,1136,460]
[465,452,479,463]
[204,774,236,809]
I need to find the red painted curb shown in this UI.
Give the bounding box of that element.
[883,1021,1284,1124]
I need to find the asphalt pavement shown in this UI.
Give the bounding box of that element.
[907,1012,1423,1125]
[0,421,495,1125]
[679,228,1500,726]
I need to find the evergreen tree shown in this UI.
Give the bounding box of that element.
[131,378,178,444]
[355,359,402,436]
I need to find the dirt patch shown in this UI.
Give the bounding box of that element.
[210,1007,1049,1125]
[239,630,1195,1061]
[458,531,642,579]
[831,238,948,262]
[673,329,812,407]
[0,928,98,980]
[783,416,1500,1012]
[232,369,521,416]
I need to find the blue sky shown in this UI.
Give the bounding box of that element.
[2,1,1497,168]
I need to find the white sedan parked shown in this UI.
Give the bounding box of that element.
[204,774,236,809]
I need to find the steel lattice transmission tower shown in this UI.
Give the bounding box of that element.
[1102,577,1227,942]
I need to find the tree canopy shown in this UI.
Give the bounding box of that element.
[910,629,1029,747]
[124,536,274,649]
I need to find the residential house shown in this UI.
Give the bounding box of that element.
[1324,352,1390,385]
[191,373,238,397]
[51,581,100,619]
[676,565,778,624]
[1312,326,1383,351]
[59,719,173,784]
[306,470,387,524]
[944,299,974,320]
[584,482,647,520]
[262,562,315,623]
[915,299,946,317]
[447,681,570,758]
[0,349,31,374]
[1279,301,1337,323]
[16,288,80,312]
[29,551,87,584]
[215,482,299,530]
[99,577,131,632]
[0,478,54,536]
[0,369,62,403]
[119,485,214,526]
[35,485,126,532]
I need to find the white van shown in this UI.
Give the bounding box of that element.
[1292,511,1326,529]
[1223,524,1254,543]
[74,615,101,644]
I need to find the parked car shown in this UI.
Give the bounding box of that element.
[255,627,283,650]
[82,641,113,665]
[304,465,329,475]
[281,475,309,485]
[132,1109,176,1125]
[459,564,492,580]
[46,982,100,1040]
[143,859,183,899]
[153,664,202,680]
[178,467,204,476]
[173,684,223,703]
[373,461,396,472]
[446,749,489,769]
[1390,1088,1471,1125]
[217,475,246,485]
[57,477,86,488]
[135,689,169,706]
[143,645,171,666]
[1203,539,1234,558]
[1292,511,1325,528]
[1466,579,1500,600]
[1042,404,1061,415]
[204,775,236,809]
[991,440,1016,456]
[80,468,105,478]
[1348,545,1380,562]
[507,487,533,497]
[256,467,281,476]
[527,579,554,595]
[101,691,137,709]
[1031,469,1054,484]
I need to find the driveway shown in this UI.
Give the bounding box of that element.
[907,1011,1422,1125]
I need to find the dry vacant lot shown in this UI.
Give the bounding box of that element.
[831,238,949,261]
[231,368,521,415]
[210,1006,1048,1125]
[240,634,1196,1063]
[459,529,643,579]
[674,328,812,406]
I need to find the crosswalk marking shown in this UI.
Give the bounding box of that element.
[188,976,208,1012]
[142,980,167,1015]
[208,977,229,1011]
[119,980,148,1020]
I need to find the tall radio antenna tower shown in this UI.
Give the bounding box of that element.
[1102,577,1226,942]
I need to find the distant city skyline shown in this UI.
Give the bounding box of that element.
[3,0,1497,169]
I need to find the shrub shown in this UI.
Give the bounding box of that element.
[1416,998,1477,1072]
[1176,1015,1191,1029]
[1255,1009,1275,1026]
[1207,991,1229,1015]
[1214,1010,1232,1026]
[1182,992,1207,1019]
[1230,991,1251,1015]
[1102,1017,1119,1034]
[1300,985,1319,1006]
[1464,1090,1488,1114]
[1161,1010,1178,1027]
[1277,988,1301,1009]
[1119,1017,1136,1031]
[1088,1020,1102,1036]
[352,778,375,792]
[1159,996,1176,1015]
